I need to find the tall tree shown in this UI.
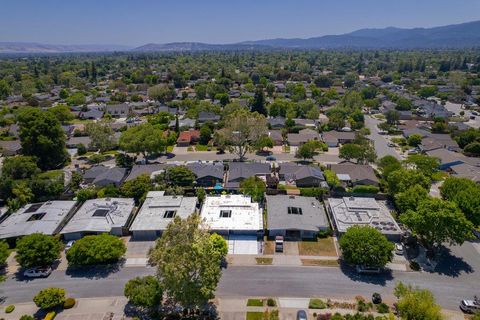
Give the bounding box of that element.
[15,233,62,268]
[251,87,267,116]
[149,215,225,309]
[17,107,69,170]
[124,276,162,311]
[240,176,266,202]
[85,120,116,152]
[394,282,443,320]
[119,123,171,160]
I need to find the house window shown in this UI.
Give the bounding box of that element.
[220,210,232,218]
[287,207,303,215]
[93,209,110,217]
[163,210,176,218]
[27,212,46,221]
[25,203,43,213]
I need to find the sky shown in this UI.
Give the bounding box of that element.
[1,0,479,47]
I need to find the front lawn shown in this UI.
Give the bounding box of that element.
[255,257,273,265]
[195,144,216,151]
[246,312,264,320]
[298,237,337,256]
[247,299,264,307]
[301,259,339,267]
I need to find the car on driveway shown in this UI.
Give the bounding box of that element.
[296,310,307,320]
[460,298,480,313]
[24,267,52,278]
[65,240,75,251]
[395,243,404,255]
[387,142,395,147]
[275,236,284,253]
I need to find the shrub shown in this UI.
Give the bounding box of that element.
[376,303,389,314]
[309,298,327,309]
[76,143,87,156]
[20,316,34,320]
[317,313,332,320]
[267,298,276,307]
[5,305,15,313]
[352,185,380,194]
[299,187,325,198]
[44,311,56,320]
[33,288,66,310]
[63,297,76,309]
[317,228,333,238]
[356,299,373,312]
[66,234,126,266]
[409,261,420,271]
[331,314,344,320]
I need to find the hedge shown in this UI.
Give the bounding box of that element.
[351,185,380,194]
[299,187,325,197]
[63,298,76,309]
[5,305,15,313]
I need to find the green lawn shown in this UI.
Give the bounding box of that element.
[246,312,264,320]
[255,257,273,265]
[38,170,64,180]
[309,298,327,309]
[298,237,337,256]
[247,299,264,307]
[166,145,174,153]
[195,144,216,151]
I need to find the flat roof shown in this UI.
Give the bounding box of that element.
[327,197,401,236]
[130,191,197,232]
[60,198,134,235]
[0,201,77,239]
[266,195,329,231]
[200,195,262,231]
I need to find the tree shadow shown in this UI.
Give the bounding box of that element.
[339,261,393,286]
[124,301,219,320]
[65,259,125,279]
[430,246,474,277]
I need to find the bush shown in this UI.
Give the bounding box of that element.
[20,316,34,320]
[356,299,373,312]
[317,228,333,238]
[352,185,380,194]
[63,297,76,309]
[33,288,66,310]
[76,144,87,156]
[5,305,15,313]
[267,298,276,307]
[15,233,62,268]
[409,261,420,271]
[376,303,389,314]
[309,298,327,309]
[66,234,126,266]
[299,187,325,197]
[44,311,56,320]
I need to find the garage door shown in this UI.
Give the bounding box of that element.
[228,235,259,255]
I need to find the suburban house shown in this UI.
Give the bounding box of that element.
[66,136,92,149]
[278,163,326,188]
[103,103,134,118]
[125,163,172,181]
[0,201,77,241]
[200,195,263,254]
[79,108,104,120]
[268,130,284,146]
[326,197,401,241]
[198,111,221,123]
[321,131,356,147]
[287,129,320,147]
[169,118,195,129]
[130,191,198,240]
[419,134,460,152]
[83,166,127,187]
[268,117,285,129]
[186,162,225,188]
[176,129,200,147]
[328,163,379,187]
[60,198,135,240]
[266,195,329,239]
[225,162,271,189]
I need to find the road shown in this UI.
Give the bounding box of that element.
[365,116,401,160]
[1,242,478,310]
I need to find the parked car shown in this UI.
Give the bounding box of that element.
[395,243,404,255]
[275,236,284,253]
[460,298,480,313]
[407,149,418,155]
[470,116,476,120]
[372,293,382,304]
[266,155,276,161]
[387,142,395,147]
[356,265,382,274]
[24,267,52,278]
[296,310,308,320]
[65,240,76,251]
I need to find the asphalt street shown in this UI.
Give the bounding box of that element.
[1,242,478,310]
[365,115,402,160]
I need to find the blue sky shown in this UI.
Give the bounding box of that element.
[1,0,479,46]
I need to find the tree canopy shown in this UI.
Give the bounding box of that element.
[33,287,66,310]
[394,282,443,320]
[124,276,162,310]
[15,233,62,268]
[120,123,174,159]
[239,176,266,202]
[66,234,127,265]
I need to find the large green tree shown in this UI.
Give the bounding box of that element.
[85,120,116,152]
[295,140,322,161]
[440,177,480,226]
[386,168,430,195]
[15,233,62,268]
[394,185,429,214]
[66,234,126,265]
[240,176,266,202]
[339,225,394,268]
[120,174,153,204]
[119,123,171,160]
[149,215,225,309]
[394,282,443,320]
[0,241,9,266]
[251,87,267,116]
[17,107,69,170]
[124,276,162,310]
[401,198,473,254]
[33,288,66,310]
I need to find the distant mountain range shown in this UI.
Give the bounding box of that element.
[2,20,480,53]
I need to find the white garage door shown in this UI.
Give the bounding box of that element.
[228,235,259,255]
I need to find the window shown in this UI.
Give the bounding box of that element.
[25,204,43,213]
[287,207,303,215]
[93,209,110,217]
[163,210,176,218]
[220,210,232,218]
[27,212,46,221]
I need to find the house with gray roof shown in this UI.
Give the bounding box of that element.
[0,201,77,241]
[83,166,127,187]
[60,198,135,240]
[328,163,379,187]
[226,162,271,189]
[279,164,326,188]
[186,163,224,187]
[287,129,320,147]
[198,111,221,123]
[268,117,285,128]
[125,163,172,181]
[321,131,356,147]
[130,191,198,240]
[266,195,329,239]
